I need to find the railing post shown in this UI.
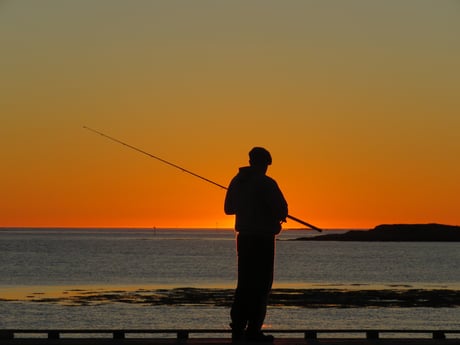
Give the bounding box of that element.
[433,331,446,340]
[304,331,317,340]
[48,331,60,339]
[177,331,189,340]
[113,331,125,339]
[0,331,14,339]
[366,331,379,340]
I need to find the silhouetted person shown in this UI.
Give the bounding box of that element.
[225,147,288,342]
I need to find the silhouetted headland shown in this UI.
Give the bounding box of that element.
[295,223,460,242]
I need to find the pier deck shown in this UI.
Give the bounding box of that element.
[2,339,460,345]
[2,330,460,345]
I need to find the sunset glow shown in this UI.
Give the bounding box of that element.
[1,1,459,229]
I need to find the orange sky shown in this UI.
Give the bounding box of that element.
[1,1,459,229]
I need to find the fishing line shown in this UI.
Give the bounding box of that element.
[83,126,322,232]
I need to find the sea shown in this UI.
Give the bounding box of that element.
[1,228,459,335]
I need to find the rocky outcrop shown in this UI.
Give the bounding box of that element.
[296,223,460,241]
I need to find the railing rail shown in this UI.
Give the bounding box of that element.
[1,329,460,340]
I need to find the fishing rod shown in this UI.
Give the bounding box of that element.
[83,126,322,232]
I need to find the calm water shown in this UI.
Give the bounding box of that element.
[1,228,459,332]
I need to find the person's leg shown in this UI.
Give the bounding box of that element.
[230,235,252,338]
[246,236,275,340]
[230,287,249,334]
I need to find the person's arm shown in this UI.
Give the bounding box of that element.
[266,179,288,222]
[224,179,237,215]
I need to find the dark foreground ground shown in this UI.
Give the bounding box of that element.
[3,329,460,345]
[3,337,460,345]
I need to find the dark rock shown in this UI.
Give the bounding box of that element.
[295,223,460,242]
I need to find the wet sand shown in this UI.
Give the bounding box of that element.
[1,286,459,308]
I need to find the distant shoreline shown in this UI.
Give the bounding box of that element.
[294,223,460,242]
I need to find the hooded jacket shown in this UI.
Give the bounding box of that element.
[224,166,288,235]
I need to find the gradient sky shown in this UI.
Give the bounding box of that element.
[1,1,459,229]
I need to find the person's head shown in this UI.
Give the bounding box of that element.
[249,147,272,172]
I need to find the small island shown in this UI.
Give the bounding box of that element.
[295,223,460,242]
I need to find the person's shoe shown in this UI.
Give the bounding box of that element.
[245,331,274,342]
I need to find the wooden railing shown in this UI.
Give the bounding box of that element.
[1,329,459,340]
